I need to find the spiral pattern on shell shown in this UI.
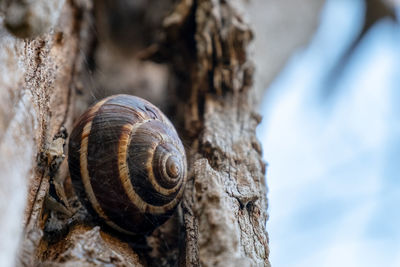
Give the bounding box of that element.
[68,94,187,235]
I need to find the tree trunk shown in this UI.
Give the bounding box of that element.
[0,0,270,266]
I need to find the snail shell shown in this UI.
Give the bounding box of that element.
[68,94,187,235]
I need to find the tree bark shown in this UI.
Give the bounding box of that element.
[0,0,270,266]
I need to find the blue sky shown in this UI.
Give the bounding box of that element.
[257,1,400,266]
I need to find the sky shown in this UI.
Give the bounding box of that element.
[257,0,400,266]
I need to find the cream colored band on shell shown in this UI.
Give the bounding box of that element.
[79,99,135,235]
[118,122,186,214]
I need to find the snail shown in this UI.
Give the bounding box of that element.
[68,94,187,235]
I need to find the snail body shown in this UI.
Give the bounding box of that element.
[68,94,187,235]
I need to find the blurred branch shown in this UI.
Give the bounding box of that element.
[323,0,397,97]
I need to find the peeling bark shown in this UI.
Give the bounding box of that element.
[171,1,270,265]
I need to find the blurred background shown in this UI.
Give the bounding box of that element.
[252,0,400,266]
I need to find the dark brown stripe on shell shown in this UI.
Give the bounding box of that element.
[105,94,166,123]
[68,111,93,214]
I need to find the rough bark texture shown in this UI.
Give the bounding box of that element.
[176,1,270,265]
[0,1,92,265]
[0,0,271,266]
